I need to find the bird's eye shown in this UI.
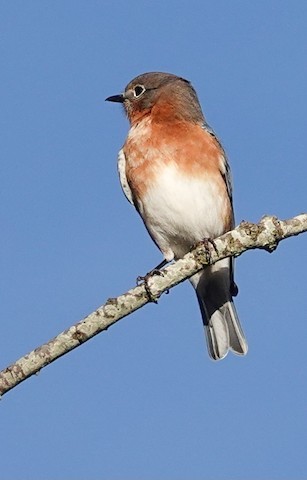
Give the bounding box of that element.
[133,85,146,98]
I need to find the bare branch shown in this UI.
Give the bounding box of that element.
[1,214,306,397]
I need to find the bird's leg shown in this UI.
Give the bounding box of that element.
[137,259,169,303]
[137,259,168,283]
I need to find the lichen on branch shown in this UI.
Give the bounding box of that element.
[0,213,306,397]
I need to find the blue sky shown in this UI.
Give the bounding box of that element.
[1,1,307,479]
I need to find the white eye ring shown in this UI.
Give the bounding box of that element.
[133,85,146,98]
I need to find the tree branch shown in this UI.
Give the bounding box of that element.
[1,214,306,397]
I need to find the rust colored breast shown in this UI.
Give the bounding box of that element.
[123,113,232,229]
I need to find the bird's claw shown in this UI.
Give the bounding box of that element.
[136,269,165,303]
[136,269,164,285]
[201,237,218,263]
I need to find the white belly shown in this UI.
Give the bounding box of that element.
[139,164,227,260]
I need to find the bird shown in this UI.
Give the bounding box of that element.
[106,72,248,360]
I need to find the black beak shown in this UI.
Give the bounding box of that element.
[105,94,125,103]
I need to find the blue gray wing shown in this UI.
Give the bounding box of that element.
[202,122,233,209]
[202,123,238,296]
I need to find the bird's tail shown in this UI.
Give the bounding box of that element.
[198,295,247,360]
[191,261,248,360]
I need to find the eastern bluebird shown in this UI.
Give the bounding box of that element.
[106,72,247,360]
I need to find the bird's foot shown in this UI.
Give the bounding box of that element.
[136,259,168,303]
[201,237,218,264]
[136,270,164,303]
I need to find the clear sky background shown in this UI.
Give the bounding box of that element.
[1,1,307,479]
